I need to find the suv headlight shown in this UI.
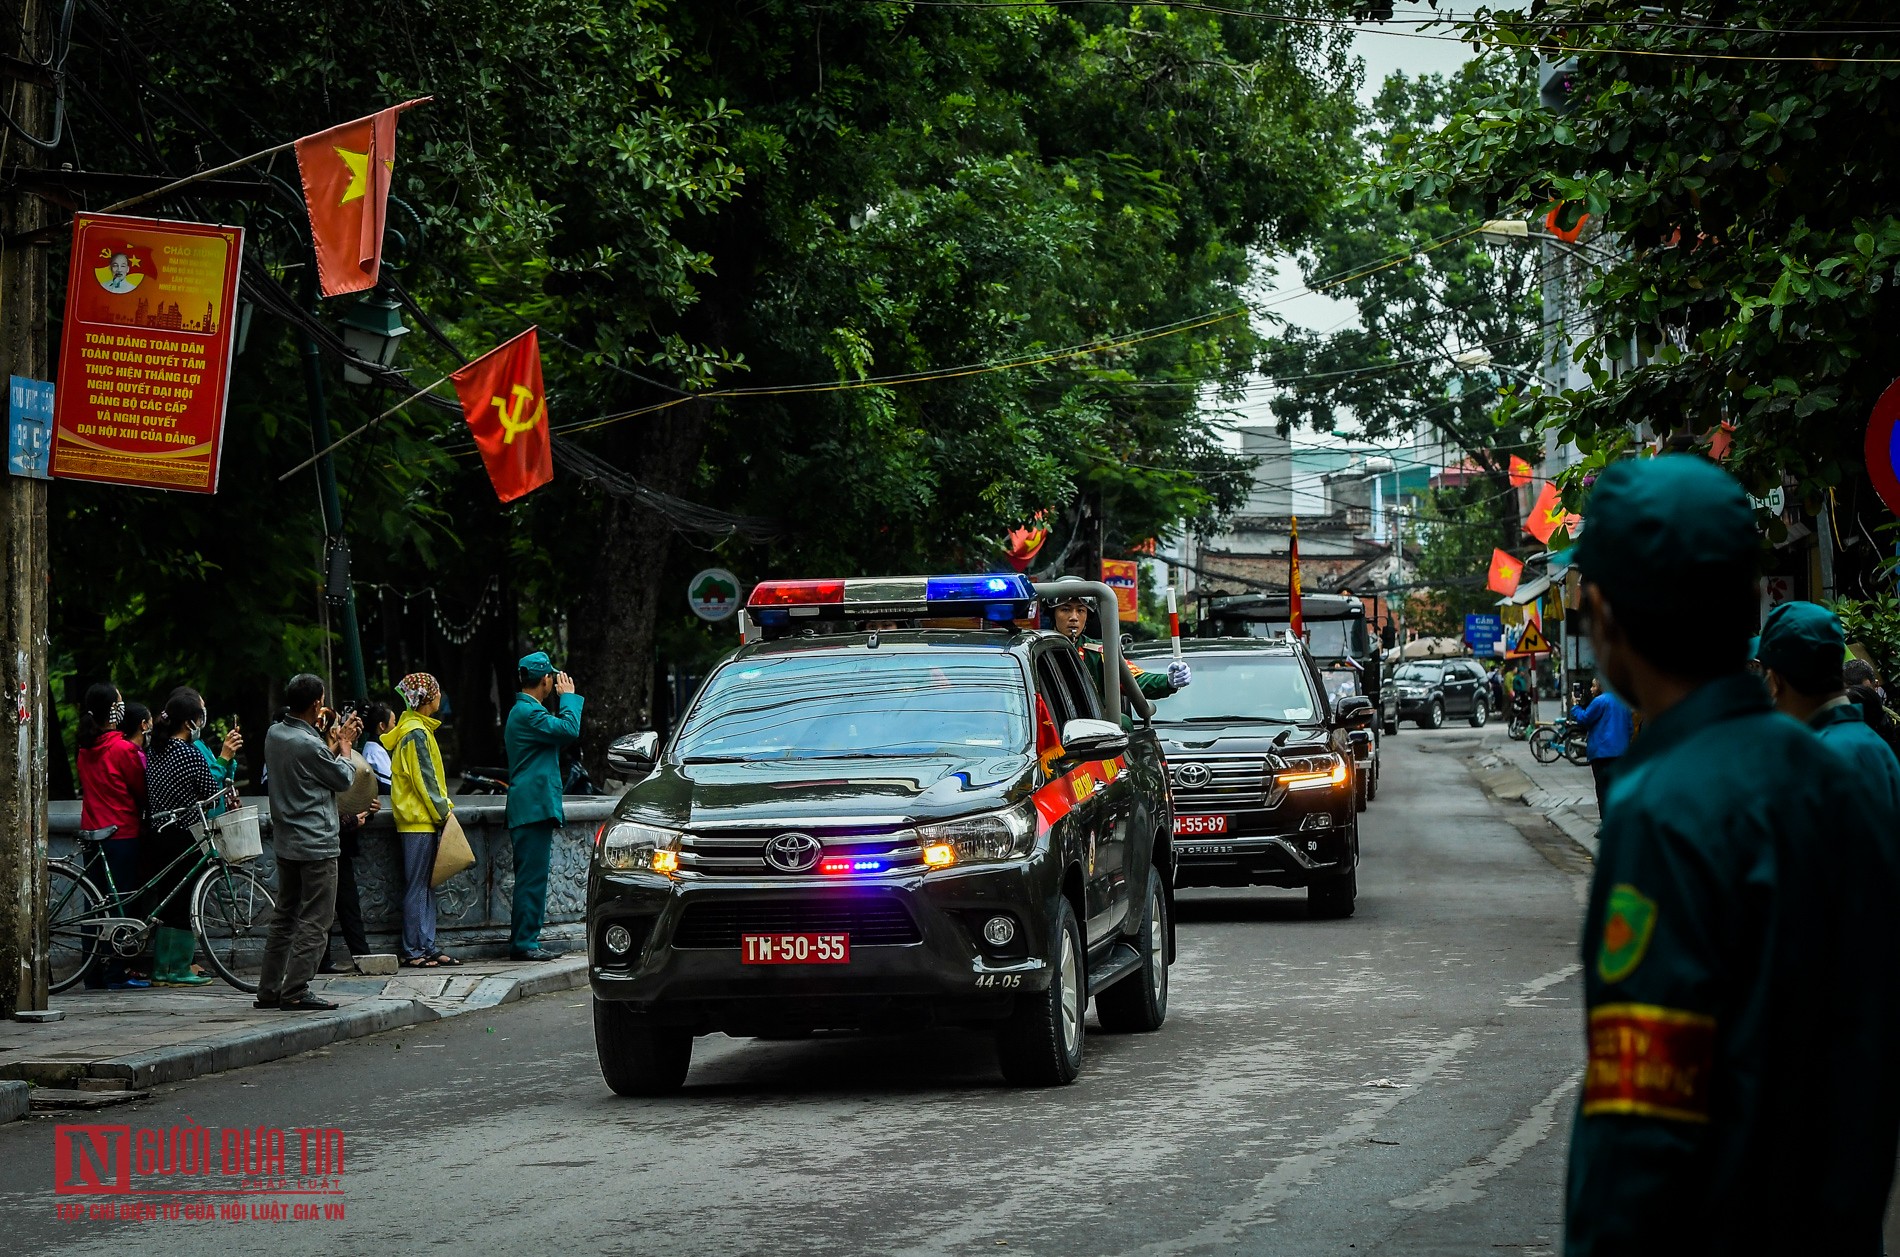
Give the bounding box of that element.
[597,819,682,872]
[1276,753,1349,792]
[915,806,1035,867]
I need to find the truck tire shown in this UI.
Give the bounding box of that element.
[1309,868,1358,919]
[998,897,1085,1086]
[1096,869,1169,1034]
[1468,696,1489,728]
[1420,699,1444,730]
[1383,714,1399,736]
[594,998,692,1096]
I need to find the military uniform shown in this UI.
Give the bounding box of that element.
[1810,698,1900,813]
[1566,457,1900,1254]
[1074,635,1177,704]
[1756,599,1900,816]
[504,654,584,958]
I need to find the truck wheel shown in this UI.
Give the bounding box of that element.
[1383,715,1399,736]
[1468,696,1489,728]
[1096,870,1169,1034]
[594,998,692,1096]
[1309,868,1358,919]
[1420,699,1444,730]
[998,897,1085,1085]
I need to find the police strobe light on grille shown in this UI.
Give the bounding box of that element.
[745,573,1037,636]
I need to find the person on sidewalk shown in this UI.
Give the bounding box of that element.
[384,673,459,969]
[141,689,228,987]
[1564,455,1900,1253]
[1757,600,1900,814]
[258,674,359,1012]
[1567,678,1633,816]
[75,682,149,990]
[360,701,396,790]
[504,652,583,962]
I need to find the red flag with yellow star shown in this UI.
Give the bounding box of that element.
[1288,515,1306,639]
[452,327,553,503]
[1488,548,1524,596]
[1525,481,1568,544]
[295,99,430,298]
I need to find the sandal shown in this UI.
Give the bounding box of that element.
[401,956,440,969]
[430,952,463,966]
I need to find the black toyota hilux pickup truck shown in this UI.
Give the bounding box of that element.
[1128,637,1371,918]
[587,574,1175,1093]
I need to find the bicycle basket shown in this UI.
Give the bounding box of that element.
[210,805,263,863]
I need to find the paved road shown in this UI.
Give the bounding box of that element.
[1,728,1593,1255]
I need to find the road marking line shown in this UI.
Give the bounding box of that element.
[1388,1073,1579,1212]
[1507,963,1581,1007]
[1124,1031,1476,1255]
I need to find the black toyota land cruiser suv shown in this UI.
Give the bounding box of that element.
[587,574,1175,1093]
[1128,637,1371,917]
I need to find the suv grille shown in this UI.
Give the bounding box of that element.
[1169,757,1269,804]
[672,895,924,948]
[677,828,923,877]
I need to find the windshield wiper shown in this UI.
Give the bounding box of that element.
[1169,715,1302,724]
[680,754,756,764]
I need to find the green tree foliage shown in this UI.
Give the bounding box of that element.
[51,1,1362,769]
[1379,2,1900,567]
[1260,59,1545,564]
[1407,484,1510,637]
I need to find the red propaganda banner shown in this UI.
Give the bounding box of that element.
[451,327,552,503]
[51,214,243,494]
[1101,558,1139,619]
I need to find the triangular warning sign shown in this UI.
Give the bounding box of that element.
[1510,621,1552,656]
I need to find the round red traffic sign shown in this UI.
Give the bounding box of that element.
[1865,377,1900,517]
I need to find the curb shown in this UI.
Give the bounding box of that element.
[1,956,588,1110]
[0,1079,27,1123]
[1467,750,1599,858]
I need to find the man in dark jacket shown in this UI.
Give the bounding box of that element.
[504,652,583,961]
[1757,600,1900,815]
[1565,456,1900,1255]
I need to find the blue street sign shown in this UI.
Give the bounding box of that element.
[1464,613,1503,654]
[8,376,52,480]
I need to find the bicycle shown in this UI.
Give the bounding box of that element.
[46,794,277,994]
[1528,717,1591,767]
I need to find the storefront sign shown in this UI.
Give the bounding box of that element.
[51,213,244,494]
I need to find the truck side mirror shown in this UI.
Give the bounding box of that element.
[1336,695,1375,728]
[1058,718,1129,762]
[606,731,660,778]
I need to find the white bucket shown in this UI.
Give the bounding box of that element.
[211,805,263,864]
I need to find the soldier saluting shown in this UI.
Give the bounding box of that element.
[1566,455,1900,1253]
[1045,593,1189,705]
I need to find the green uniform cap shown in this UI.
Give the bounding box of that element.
[1574,455,1759,635]
[1755,600,1846,694]
[518,651,555,679]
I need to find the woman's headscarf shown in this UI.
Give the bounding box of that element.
[395,673,440,711]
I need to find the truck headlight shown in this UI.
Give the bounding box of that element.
[1276,753,1349,792]
[597,819,681,872]
[916,806,1035,867]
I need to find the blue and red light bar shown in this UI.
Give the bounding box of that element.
[746,573,1036,628]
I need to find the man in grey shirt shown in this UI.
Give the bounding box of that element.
[257,673,359,1011]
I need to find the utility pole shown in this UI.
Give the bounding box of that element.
[296,276,368,703]
[0,0,56,1015]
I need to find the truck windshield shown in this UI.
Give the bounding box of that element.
[1146,655,1320,724]
[1234,618,1364,659]
[675,651,1030,761]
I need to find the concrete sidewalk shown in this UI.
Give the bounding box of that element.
[1410,726,1600,856]
[0,951,588,1109]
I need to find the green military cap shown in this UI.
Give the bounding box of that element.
[518,650,555,679]
[1575,455,1759,633]
[1755,600,1846,694]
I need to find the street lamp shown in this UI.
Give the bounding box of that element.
[337,292,410,385]
[1479,218,1619,269]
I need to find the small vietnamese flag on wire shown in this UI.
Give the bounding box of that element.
[1508,455,1534,488]
[452,327,553,503]
[1525,481,1568,544]
[1488,548,1524,597]
[294,98,430,298]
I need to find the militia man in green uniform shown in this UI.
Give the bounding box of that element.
[1567,456,1900,1254]
[1755,599,1900,814]
[1046,594,1189,706]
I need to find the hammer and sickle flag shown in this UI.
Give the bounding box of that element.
[452,327,553,504]
[294,98,430,298]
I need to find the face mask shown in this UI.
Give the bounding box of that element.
[107,700,125,726]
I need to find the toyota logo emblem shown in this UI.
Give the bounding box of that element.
[764,832,823,873]
[1174,763,1212,789]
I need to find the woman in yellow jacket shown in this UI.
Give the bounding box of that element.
[384,673,460,968]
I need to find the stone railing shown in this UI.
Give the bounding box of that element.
[48,795,619,959]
